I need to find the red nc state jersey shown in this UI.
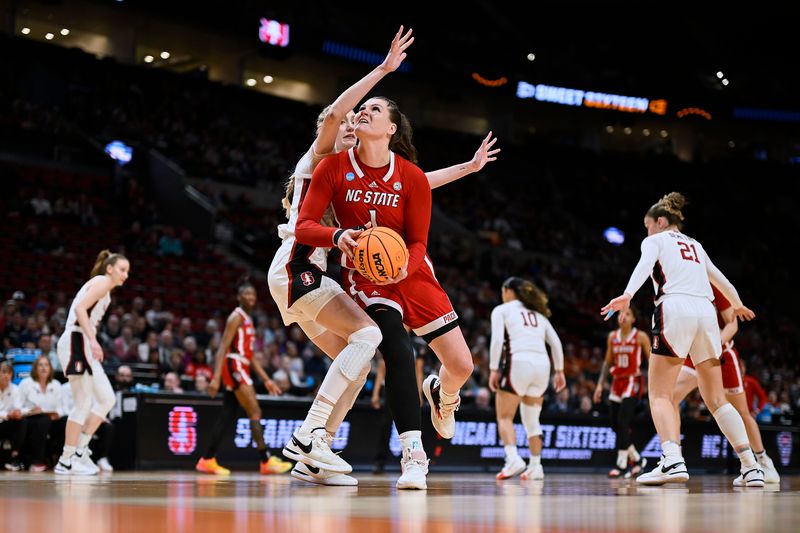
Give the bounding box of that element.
[231,307,255,361]
[296,147,432,276]
[610,328,642,378]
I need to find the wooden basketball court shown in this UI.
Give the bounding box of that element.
[1,471,796,532]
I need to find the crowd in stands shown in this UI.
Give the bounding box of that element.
[2,33,798,471]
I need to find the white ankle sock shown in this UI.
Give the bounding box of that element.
[628,444,641,462]
[60,445,76,463]
[617,450,628,469]
[529,455,541,466]
[299,400,333,435]
[504,445,519,460]
[77,432,92,449]
[661,440,681,458]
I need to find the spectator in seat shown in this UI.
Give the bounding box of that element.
[18,355,63,471]
[1,361,27,471]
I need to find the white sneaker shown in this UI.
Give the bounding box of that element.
[422,375,460,439]
[733,465,765,487]
[520,464,544,480]
[291,461,358,486]
[758,454,780,484]
[54,457,98,476]
[636,455,689,485]
[282,428,352,474]
[496,455,526,480]
[75,449,100,475]
[396,450,429,490]
[97,457,114,473]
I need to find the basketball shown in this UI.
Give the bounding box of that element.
[354,227,409,283]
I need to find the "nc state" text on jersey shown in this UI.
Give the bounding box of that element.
[345,189,400,207]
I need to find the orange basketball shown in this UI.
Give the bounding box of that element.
[354,227,409,283]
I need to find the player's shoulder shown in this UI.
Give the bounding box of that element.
[394,153,426,179]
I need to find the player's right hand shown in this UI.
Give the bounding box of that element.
[488,370,500,392]
[733,305,756,321]
[336,227,365,260]
[592,385,603,404]
[208,378,220,398]
[381,26,414,73]
[90,338,104,362]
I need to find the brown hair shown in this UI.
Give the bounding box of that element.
[646,192,687,230]
[0,361,13,374]
[374,97,418,164]
[90,250,127,277]
[502,277,552,317]
[30,355,53,383]
[282,106,336,227]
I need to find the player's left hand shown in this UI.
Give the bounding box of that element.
[336,227,365,260]
[553,371,567,393]
[265,379,282,396]
[469,131,501,172]
[601,293,632,320]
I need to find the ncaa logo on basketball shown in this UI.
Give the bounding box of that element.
[393,182,402,191]
[345,172,355,182]
[300,271,315,286]
[371,252,387,278]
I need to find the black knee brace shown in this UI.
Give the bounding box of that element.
[367,304,421,435]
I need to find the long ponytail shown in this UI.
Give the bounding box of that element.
[503,277,552,317]
[90,249,126,277]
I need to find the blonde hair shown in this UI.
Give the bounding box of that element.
[502,277,552,317]
[281,105,336,227]
[646,192,687,229]
[90,250,127,277]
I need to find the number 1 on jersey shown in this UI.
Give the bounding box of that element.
[369,209,378,229]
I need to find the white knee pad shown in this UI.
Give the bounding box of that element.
[90,372,116,419]
[67,376,93,425]
[338,326,381,381]
[520,403,543,438]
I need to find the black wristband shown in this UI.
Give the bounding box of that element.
[333,229,345,246]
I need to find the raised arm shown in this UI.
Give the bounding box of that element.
[207,311,242,398]
[424,132,500,189]
[314,26,414,156]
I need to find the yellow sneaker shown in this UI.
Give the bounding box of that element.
[260,455,292,475]
[196,457,230,475]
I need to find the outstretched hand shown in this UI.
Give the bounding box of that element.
[601,293,631,321]
[381,26,414,73]
[469,131,501,172]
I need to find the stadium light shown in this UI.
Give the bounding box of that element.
[45,32,54,40]
[716,71,724,79]
[160,51,170,59]
[60,28,70,36]
[21,27,30,35]
[722,78,729,86]
[105,140,133,165]
[144,55,154,63]
[643,128,651,136]
[604,227,625,245]
[246,78,257,87]
[527,53,536,61]
[263,75,274,84]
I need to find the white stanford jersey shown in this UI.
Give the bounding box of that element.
[624,230,743,308]
[65,275,111,334]
[489,300,564,370]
